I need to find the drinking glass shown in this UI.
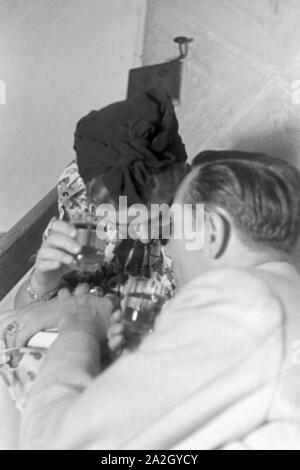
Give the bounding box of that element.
[69,207,107,272]
[122,276,166,350]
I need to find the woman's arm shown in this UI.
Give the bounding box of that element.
[14,269,63,309]
[14,220,81,308]
[14,277,35,308]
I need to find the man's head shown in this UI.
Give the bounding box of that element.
[168,150,300,288]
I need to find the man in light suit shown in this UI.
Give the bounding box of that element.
[17,151,300,449]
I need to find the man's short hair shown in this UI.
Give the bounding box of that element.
[188,150,300,253]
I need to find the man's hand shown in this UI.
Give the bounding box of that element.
[57,284,116,341]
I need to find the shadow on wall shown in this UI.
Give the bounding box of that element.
[231,126,300,170]
[231,128,300,271]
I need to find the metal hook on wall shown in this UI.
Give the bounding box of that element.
[174,36,194,60]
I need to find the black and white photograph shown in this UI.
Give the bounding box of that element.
[1,0,300,452]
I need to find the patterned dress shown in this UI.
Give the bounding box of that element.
[0,161,175,411]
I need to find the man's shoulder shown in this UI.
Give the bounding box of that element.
[181,266,278,301]
[153,265,285,351]
[209,266,279,301]
[172,265,288,326]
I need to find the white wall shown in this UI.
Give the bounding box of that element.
[144,0,300,269]
[144,0,300,169]
[0,0,147,232]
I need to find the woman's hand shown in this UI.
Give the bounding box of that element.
[0,298,62,366]
[32,220,81,294]
[1,284,117,365]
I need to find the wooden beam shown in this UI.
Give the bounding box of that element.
[0,188,58,301]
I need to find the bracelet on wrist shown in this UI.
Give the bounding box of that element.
[26,269,58,302]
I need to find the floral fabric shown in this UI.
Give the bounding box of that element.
[0,161,175,412]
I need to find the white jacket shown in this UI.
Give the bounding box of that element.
[21,262,300,450]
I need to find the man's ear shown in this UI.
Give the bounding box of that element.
[205,211,230,259]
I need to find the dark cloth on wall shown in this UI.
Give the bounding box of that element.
[74,87,187,205]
